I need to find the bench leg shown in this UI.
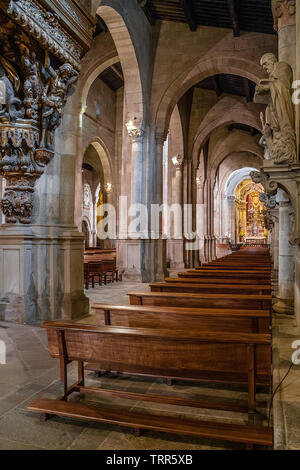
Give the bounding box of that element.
[40,413,51,422]
[78,361,85,387]
[245,443,254,450]
[247,344,256,415]
[166,378,173,386]
[132,428,143,437]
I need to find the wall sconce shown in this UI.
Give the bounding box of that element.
[196,176,203,187]
[105,182,112,193]
[172,154,183,169]
[125,117,144,139]
[125,119,137,134]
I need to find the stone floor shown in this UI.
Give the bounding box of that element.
[272,314,300,450]
[0,281,271,450]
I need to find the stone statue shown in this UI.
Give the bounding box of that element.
[40,52,78,149]
[18,42,41,120]
[254,53,296,164]
[0,60,24,122]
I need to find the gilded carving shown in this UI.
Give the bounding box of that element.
[254,53,296,165]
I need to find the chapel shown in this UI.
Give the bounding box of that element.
[0,0,298,451]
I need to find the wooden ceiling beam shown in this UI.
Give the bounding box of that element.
[243,77,251,102]
[227,0,240,37]
[180,0,197,32]
[111,65,124,82]
[211,75,222,97]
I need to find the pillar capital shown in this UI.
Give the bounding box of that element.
[126,127,145,143]
[172,154,184,170]
[156,131,167,146]
[272,0,296,31]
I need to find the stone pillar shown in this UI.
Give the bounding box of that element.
[168,156,184,269]
[118,126,144,281]
[196,176,205,264]
[274,0,296,70]
[270,208,279,273]
[226,196,236,244]
[153,132,167,280]
[0,99,90,322]
[273,201,295,314]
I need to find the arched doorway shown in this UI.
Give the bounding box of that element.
[234,179,267,245]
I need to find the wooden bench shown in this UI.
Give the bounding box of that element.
[166,277,269,286]
[177,271,271,281]
[150,282,271,295]
[27,322,272,449]
[92,303,270,333]
[128,292,272,312]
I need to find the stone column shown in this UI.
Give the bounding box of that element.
[118,124,145,281]
[168,155,184,269]
[273,201,295,314]
[196,176,205,264]
[153,132,167,280]
[226,196,236,244]
[270,208,279,273]
[0,98,89,323]
[273,0,296,70]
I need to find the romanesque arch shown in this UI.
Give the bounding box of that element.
[154,55,265,137]
[191,96,264,167]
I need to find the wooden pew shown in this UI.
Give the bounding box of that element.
[28,322,272,448]
[165,277,271,288]
[149,282,271,295]
[128,292,272,312]
[92,304,270,333]
[176,271,270,281]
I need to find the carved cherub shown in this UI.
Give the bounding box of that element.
[40,51,78,149]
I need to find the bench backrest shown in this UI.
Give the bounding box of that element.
[93,304,270,333]
[43,322,271,377]
[128,292,272,312]
[149,283,271,295]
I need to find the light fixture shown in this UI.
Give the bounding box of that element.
[172,154,183,169]
[125,117,139,134]
[105,182,112,193]
[196,176,203,186]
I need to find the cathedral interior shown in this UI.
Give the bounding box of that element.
[0,0,300,452]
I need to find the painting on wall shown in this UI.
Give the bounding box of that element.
[83,184,91,209]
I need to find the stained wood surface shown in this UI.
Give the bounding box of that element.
[28,398,273,446]
[128,292,272,311]
[93,303,270,333]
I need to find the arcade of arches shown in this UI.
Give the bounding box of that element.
[1,0,300,451]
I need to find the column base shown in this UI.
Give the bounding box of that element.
[117,239,142,282]
[0,224,89,323]
[273,297,294,315]
[167,239,185,269]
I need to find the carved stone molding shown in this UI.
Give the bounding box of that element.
[259,192,277,209]
[272,0,296,31]
[250,170,279,196]
[262,209,275,232]
[156,130,167,147]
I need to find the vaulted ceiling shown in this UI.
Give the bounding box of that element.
[142,0,275,36]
